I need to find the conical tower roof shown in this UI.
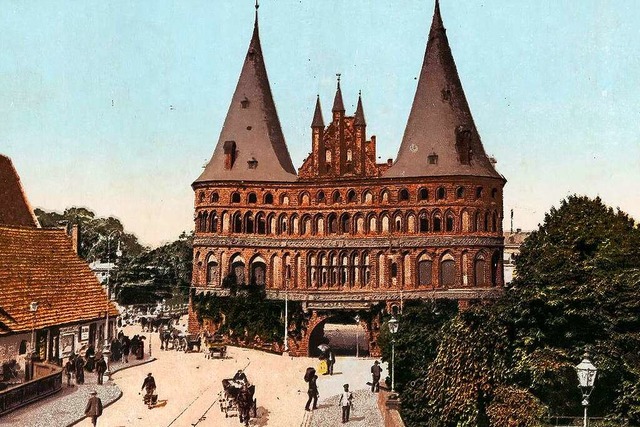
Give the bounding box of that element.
[195,11,296,183]
[385,1,501,179]
[311,95,324,128]
[0,154,39,227]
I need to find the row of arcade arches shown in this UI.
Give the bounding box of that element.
[196,209,501,236]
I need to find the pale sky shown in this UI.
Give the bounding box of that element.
[2,1,639,247]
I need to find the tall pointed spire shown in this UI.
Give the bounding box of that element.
[311,95,324,128]
[384,1,501,179]
[354,91,366,126]
[332,74,345,113]
[195,4,296,183]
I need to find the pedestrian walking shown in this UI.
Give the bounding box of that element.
[84,390,103,426]
[328,350,335,375]
[121,336,130,363]
[371,360,383,392]
[95,355,107,385]
[305,374,319,411]
[85,344,96,372]
[64,357,74,387]
[141,372,156,408]
[338,383,353,423]
[75,355,85,384]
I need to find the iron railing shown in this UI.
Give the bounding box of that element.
[0,363,62,416]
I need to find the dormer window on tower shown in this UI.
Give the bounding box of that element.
[247,157,258,169]
[241,97,250,109]
[428,152,439,165]
[223,140,237,170]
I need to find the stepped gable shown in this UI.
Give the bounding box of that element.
[0,155,39,227]
[385,1,502,179]
[0,226,118,335]
[195,10,296,184]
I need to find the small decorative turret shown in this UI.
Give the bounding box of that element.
[311,95,325,128]
[354,91,366,127]
[332,74,345,122]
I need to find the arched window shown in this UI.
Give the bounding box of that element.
[341,214,350,234]
[231,192,241,203]
[332,191,341,204]
[279,215,288,233]
[419,213,429,233]
[317,191,325,203]
[264,193,274,204]
[211,192,219,203]
[346,149,353,162]
[418,256,433,286]
[280,193,289,205]
[256,213,266,234]
[474,255,487,286]
[209,212,218,233]
[418,188,428,201]
[445,213,454,232]
[440,254,456,286]
[363,191,373,204]
[347,190,357,203]
[475,187,483,200]
[381,190,390,203]
[300,192,311,206]
[491,251,501,286]
[456,186,465,199]
[391,263,398,278]
[245,212,254,233]
[491,188,498,199]
[492,212,498,232]
[198,192,205,203]
[328,214,338,234]
[207,261,219,285]
[433,213,442,232]
[399,189,409,201]
[233,213,243,233]
[248,192,257,204]
[436,187,446,201]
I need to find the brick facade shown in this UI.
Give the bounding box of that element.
[189,3,506,356]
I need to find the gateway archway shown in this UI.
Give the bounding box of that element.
[307,313,370,357]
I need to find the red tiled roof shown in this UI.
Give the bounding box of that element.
[0,155,39,227]
[0,225,118,335]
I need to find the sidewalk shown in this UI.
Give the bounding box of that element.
[0,353,154,427]
[310,388,384,426]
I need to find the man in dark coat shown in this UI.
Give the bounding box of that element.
[85,344,95,372]
[371,360,383,392]
[95,356,107,385]
[75,355,85,384]
[64,357,74,387]
[305,374,319,411]
[328,350,336,375]
[85,390,103,426]
[141,372,156,408]
[121,336,130,363]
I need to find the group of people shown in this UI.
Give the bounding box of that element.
[63,349,108,387]
[302,359,385,423]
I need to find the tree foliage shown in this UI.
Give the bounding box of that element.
[396,196,640,425]
[192,285,286,345]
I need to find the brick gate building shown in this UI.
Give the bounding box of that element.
[189,1,506,356]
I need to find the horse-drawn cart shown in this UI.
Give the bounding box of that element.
[207,344,227,359]
[219,378,256,423]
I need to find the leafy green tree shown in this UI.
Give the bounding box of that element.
[395,196,640,425]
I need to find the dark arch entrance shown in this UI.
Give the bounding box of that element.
[308,313,369,357]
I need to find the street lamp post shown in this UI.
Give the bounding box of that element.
[576,353,597,427]
[354,315,360,358]
[103,231,122,377]
[388,316,399,394]
[284,278,289,353]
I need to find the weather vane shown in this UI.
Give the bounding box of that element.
[255,0,259,10]
[336,73,341,83]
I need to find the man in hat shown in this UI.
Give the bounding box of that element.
[338,383,353,423]
[371,360,383,392]
[141,372,156,407]
[84,390,103,426]
[95,355,107,385]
